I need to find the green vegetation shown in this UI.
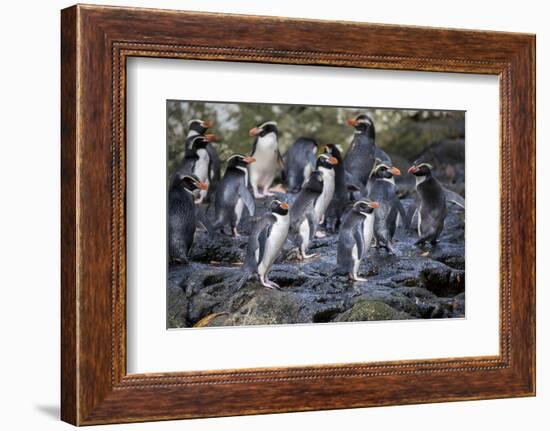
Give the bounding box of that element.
[167,100,465,178]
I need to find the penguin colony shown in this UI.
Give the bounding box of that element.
[169,115,463,289]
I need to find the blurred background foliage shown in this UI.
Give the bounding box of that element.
[167,100,465,186]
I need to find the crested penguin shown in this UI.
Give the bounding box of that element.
[248,121,283,198]
[335,199,379,281]
[289,170,325,260]
[408,161,447,245]
[168,174,208,263]
[171,135,213,204]
[211,154,256,237]
[242,199,290,289]
[344,114,377,196]
[185,119,220,201]
[283,137,318,193]
[322,144,348,233]
[313,153,338,237]
[368,161,406,253]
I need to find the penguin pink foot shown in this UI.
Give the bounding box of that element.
[351,275,368,282]
[260,274,280,290]
[263,190,276,197]
[300,251,320,260]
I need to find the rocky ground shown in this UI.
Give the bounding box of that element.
[168,191,465,328]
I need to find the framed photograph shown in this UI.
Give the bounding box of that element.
[61,4,536,425]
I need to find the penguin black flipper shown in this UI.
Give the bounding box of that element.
[238,183,256,216]
[443,187,465,209]
[277,149,285,170]
[374,147,392,164]
[243,214,277,272]
[306,207,317,241]
[394,199,408,229]
[206,144,221,199]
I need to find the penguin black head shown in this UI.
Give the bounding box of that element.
[305,170,324,193]
[352,199,379,215]
[322,143,343,159]
[226,153,256,169]
[188,118,213,136]
[189,135,211,152]
[346,114,375,137]
[316,153,339,170]
[174,174,208,193]
[249,121,278,138]
[372,160,401,179]
[270,199,289,216]
[408,161,433,177]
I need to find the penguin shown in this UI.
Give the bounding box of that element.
[335,199,379,281]
[211,154,256,237]
[185,118,213,141]
[168,174,208,263]
[344,114,377,195]
[289,170,325,260]
[241,199,290,289]
[408,161,447,245]
[171,135,213,204]
[283,137,318,193]
[368,161,407,253]
[313,153,338,236]
[248,121,284,198]
[185,119,220,202]
[322,144,348,233]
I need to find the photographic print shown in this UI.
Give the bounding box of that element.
[167,100,465,328]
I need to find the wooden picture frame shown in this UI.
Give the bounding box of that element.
[61,4,536,425]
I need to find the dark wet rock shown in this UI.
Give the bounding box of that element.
[452,292,466,316]
[335,300,412,322]
[167,285,188,328]
[168,194,466,328]
[419,261,465,297]
[189,233,246,263]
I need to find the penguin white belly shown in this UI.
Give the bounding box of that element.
[193,149,209,182]
[362,214,375,254]
[235,198,244,225]
[249,134,279,191]
[352,244,359,277]
[194,149,210,201]
[302,163,313,186]
[314,168,335,221]
[258,215,289,276]
[417,209,423,236]
[298,219,310,252]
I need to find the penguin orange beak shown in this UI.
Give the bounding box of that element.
[391,167,401,176]
[346,118,358,126]
[197,182,208,190]
[249,127,261,137]
[202,119,214,128]
[408,166,418,174]
[205,133,217,142]
[244,156,256,164]
[281,202,289,210]
[328,156,338,165]
[368,201,380,209]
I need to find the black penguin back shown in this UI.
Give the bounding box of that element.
[284,138,318,193]
[168,185,196,262]
[344,133,376,193]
